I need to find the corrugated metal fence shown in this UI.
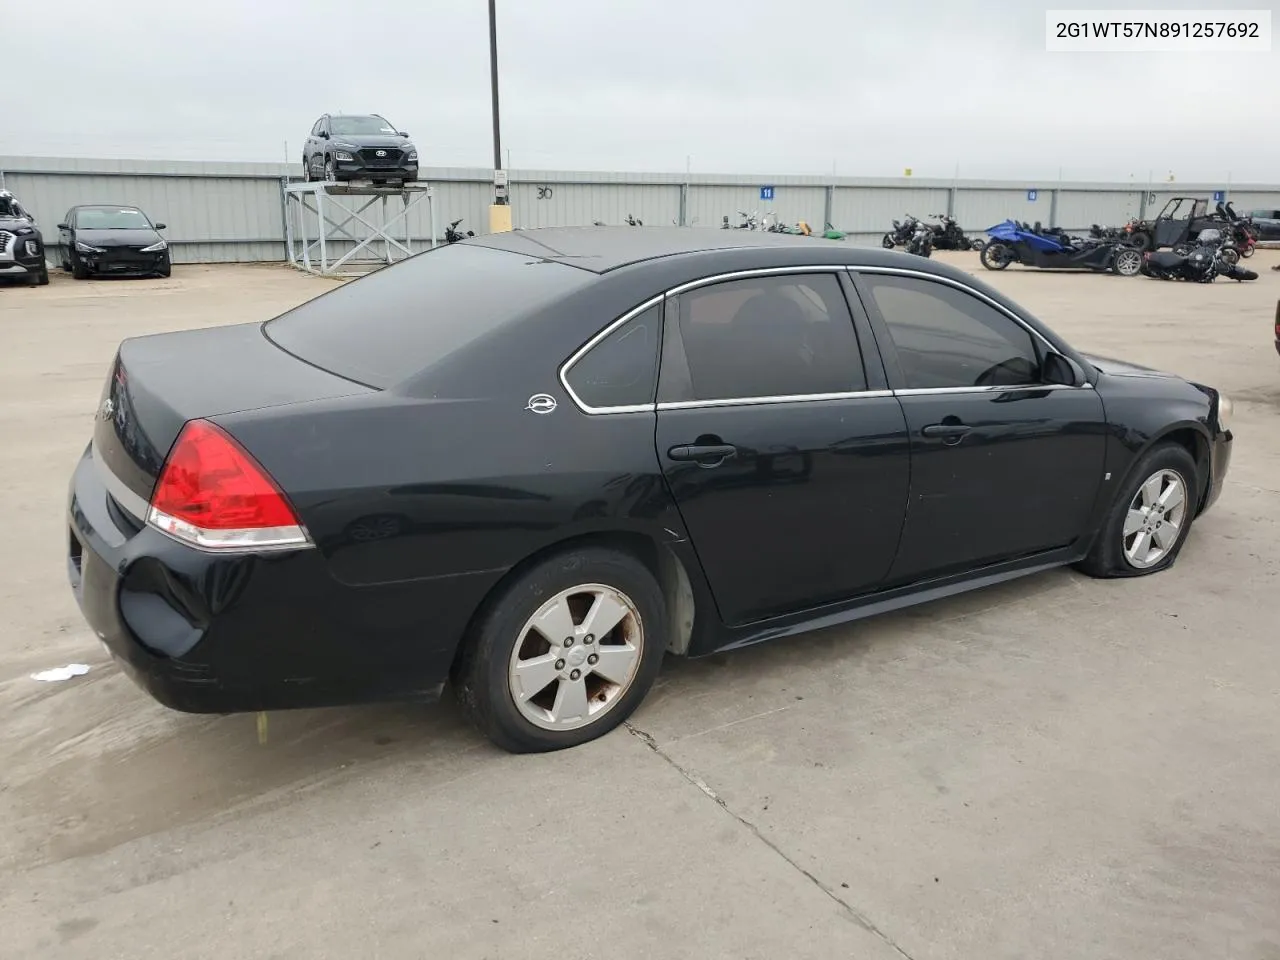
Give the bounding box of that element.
[4,156,1278,265]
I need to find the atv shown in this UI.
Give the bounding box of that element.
[1125,197,1223,253]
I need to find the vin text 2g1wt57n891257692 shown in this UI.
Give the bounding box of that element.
[67,228,1233,753]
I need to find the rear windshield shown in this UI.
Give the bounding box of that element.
[264,244,592,388]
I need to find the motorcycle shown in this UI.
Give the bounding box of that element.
[882,215,919,249]
[1215,202,1257,259]
[444,218,475,244]
[624,214,644,226]
[1141,228,1258,282]
[981,219,1142,276]
[928,214,981,251]
[905,219,934,258]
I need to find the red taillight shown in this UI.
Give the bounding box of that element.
[148,419,309,551]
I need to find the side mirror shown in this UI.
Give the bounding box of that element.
[57,222,69,230]
[398,131,409,137]
[154,223,166,230]
[319,131,330,139]
[1043,351,1082,386]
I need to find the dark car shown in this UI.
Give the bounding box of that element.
[1247,209,1280,242]
[66,228,1233,753]
[302,114,418,184]
[0,190,49,285]
[58,205,171,279]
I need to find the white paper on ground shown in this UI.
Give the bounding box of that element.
[30,664,91,682]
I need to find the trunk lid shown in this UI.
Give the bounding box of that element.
[93,322,372,511]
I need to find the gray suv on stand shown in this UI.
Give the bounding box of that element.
[302,114,419,185]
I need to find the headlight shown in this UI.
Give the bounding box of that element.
[1216,391,1233,431]
[140,240,168,253]
[75,240,105,254]
[333,151,355,162]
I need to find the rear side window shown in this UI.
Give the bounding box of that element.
[861,274,1041,389]
[660,273,866,402]
[563,304,660,410]
[265,245,592,388]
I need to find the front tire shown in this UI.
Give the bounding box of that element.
[452,548,667,753]
[324,158,336,182]
[71,253,89,280]
[1128,231,1152,252]
[1112,247,1143,277]
[1077,443,1198,578]
[29,265,49,286]
[881,234,895,249]
[980,242,1012,270]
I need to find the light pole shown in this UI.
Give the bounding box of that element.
[488,0,512,230]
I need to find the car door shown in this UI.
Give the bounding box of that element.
[654,269,911,626]
[58,210,74,264]
[1155,199,1192,247]
[851,269,1107,585]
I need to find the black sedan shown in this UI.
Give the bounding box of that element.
[67,228,1233,753]
[58,205,171,279]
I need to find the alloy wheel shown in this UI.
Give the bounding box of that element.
[1122,468,1188,569]
[507,583,644,731]
[1114,248,1142,276]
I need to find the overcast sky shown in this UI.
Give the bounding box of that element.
[3,0,1276,182]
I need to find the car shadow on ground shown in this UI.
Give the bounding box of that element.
[3,566,1074,869]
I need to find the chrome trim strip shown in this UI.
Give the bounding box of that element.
[657,390,893,411]
[91,439,150,521]
[558,293,665,415]
[893,383,1087,397]
[665,264,843,297]
[558,263,1093,417]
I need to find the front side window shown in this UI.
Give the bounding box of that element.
[564,304,661,410]
[661,273,866,402]
[861,274,1041,389]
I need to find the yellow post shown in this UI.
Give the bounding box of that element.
[489,204,513,233]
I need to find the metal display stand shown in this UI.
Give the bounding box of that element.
[283,180,437,277]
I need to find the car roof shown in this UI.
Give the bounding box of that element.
[72,203,144,211]
[467,226,936,275]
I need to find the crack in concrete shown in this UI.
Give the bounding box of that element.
[624,721,917,960]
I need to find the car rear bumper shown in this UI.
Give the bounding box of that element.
[67,443,493,714]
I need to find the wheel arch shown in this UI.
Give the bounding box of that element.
[1131,422,1212,509]
[450,528,703,678]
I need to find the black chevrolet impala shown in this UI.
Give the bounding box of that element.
[67,228,1233,752]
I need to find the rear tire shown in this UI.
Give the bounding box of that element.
[1076,443,1198,579]
[452,547,667,753]
[970,238,986,253]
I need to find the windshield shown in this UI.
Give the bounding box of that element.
[330,115,398,136]
[76,208,152,230]
[264,244,591,389]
